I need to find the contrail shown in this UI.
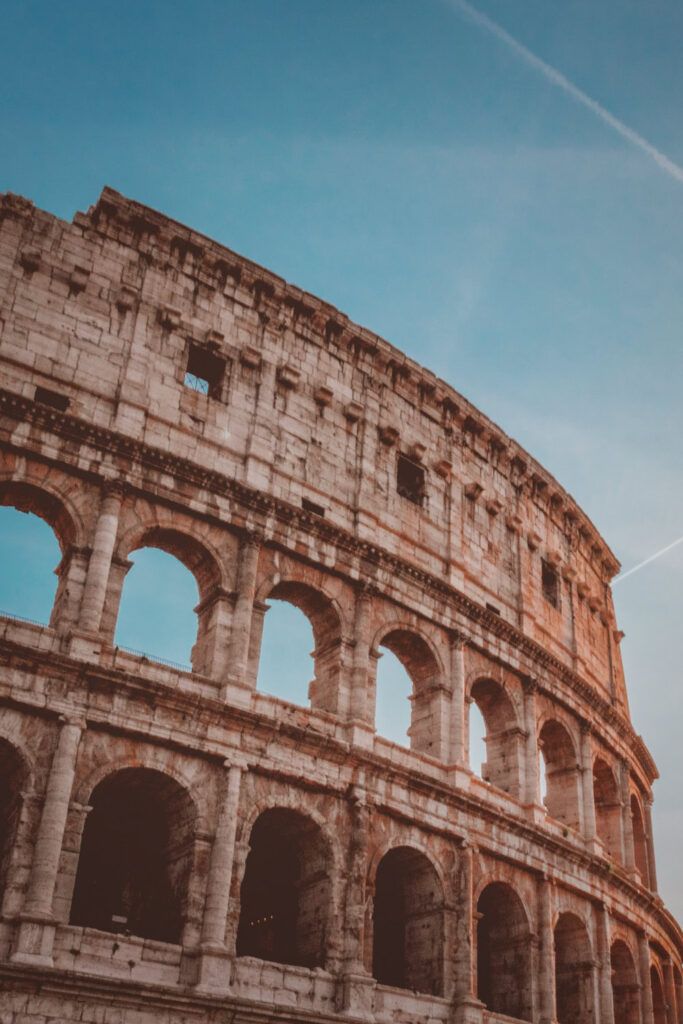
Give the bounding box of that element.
[445,0,683,185]
[613,535,683,585]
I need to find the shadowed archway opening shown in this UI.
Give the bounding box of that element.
[70,767,196,943]
[554,912,594,1024]
[593,759,622,861]
[0,738,28,908]
[237,808,331,968]
[610,940,639,1024]
[652,965,667,1024]
[477,882,532,1021]
[371,845,444,995]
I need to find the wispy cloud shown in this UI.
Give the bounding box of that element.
[444,0,683,184]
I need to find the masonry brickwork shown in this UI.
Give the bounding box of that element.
[0,187,680,1024]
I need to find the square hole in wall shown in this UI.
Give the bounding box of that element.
[396,454,425,506]
[34,385,70,412]
[184,344,225,398]
[541,559,560,609]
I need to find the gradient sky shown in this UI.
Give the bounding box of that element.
[1,0,681,920]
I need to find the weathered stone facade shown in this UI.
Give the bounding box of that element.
[0,187,680,1024]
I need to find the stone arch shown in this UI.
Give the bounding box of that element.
[255,576,346,714]
[370,843,445,996]
[70,766,197,943]
[593,758,622,862]
[554,911,595,1024]
[476,880,533,1021]
[236,806,332,969]
[538,718,582,831]
[373,624,446,757]
[469,678,524,798]
[0,735,31,911]
[610,939,640,1024]
[114,522,227,674]
[630,793,650,887]
[673,964,682,1024]
[651,963,667,1024]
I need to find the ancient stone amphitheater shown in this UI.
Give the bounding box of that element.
[0,187,680,1024]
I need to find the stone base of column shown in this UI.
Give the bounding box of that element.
[220,677,254,708]
[67,628,103,662]
[524,802,548,826]
[336,972,376,1018]
[11,915,57,967]
[586,837,606,858]
[451,995,485,1024]
[449,765,472,791]
[192,943,233,992]
[345,722,375,750]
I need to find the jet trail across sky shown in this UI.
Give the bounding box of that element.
[445,0,683,185]
[612,535,683,585]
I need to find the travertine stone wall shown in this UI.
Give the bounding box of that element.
[0,188,680,1024]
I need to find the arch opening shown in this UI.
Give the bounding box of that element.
[652,966,667,1024]
[539,720,581,831]
[236,808,331,969]
[630,795,650,888]
[476,882,532,1021]
[0,738,28,907]
[470,679,522,798]
[377,629,442,756]
[673,965,682,1024]
[610,940,639,1024]
[554,912,594,1024]
[593,759,622,862]
[70,767,196,943]
[375,645,412,746]
[371,846,444,996]
[257,599,314,708]
[469,699,487,778]
[0,505,62,626]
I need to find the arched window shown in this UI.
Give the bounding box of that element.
[470,680,522,798]
[372,846,444,995]
[0,506,61,625]
[376,629,444,757]
[70,768,196,943]
[593,759,622,862]
[237,808,330,968]
[477,882,532,1021]
[652,966,667,1024]
[610,940,639,1024]
[255,581,343,714]
[257,599,315,707]
[554,912,594,1024]
[630,795,650,887]
[469,699,487,777]
[539,720,581,831]
[673,965,682,1024]
[479,884,532,1019]
[375,645,412,746]
[0,738,28,908]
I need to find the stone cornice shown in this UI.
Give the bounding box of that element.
[0,387,656,784]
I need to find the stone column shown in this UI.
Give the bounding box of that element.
[12,715,83,966]
[644,796,658,892]
[49,545,90,635]
[594,902,615,1024]
[580,725,598,847]
[523,678,541,813]
[537,874,556,1024]
[619,761,636,873]
[663,959,678,1024]
[452,841,483,1024]
[78,482,124,635]
[224,530,261,701]
[449,632,468,769]
[348,585,373,730]
[639,933,656,1024]
[338,781,376,1016]
[196,761,244,990]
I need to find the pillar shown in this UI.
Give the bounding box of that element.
[537,874,556,1024]
[619,761,636,873]
[338,780,376,1016]
[449,632,468,767]
[639,933,656,1024]
[644,795,658,893]
[196,761,244,990]
[224,530,261,699]
[663,959,678,1024]
[594,902,615,1024]
[523,677,541,811]
[348,584,373,728]
[581,725,598,847]
[12,715,83,966]
[78,482,123,634]
[452,841,483,1024]
[49,545,90,635]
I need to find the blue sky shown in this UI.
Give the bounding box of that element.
[1,1,682,920]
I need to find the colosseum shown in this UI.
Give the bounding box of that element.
[0,186,680,1024]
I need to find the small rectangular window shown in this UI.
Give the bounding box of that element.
[397,454,425,506]
[302,497,325,517]
[184,344,225,399]
[34,386,70,412]
[542,559,560,609]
